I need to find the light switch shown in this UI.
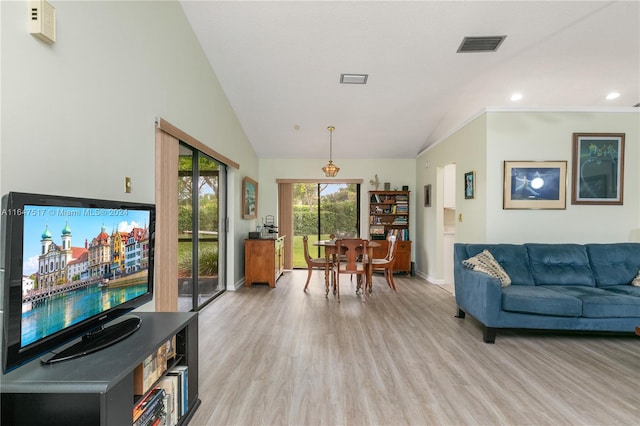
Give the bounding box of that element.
[458,213,463,222]
[125,177,132,193]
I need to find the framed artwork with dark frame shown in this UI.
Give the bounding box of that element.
[571,133,625,205]
[464,171,475,199]
[424,184,431,207]
[503,161,567,210]
[242,176,258,219]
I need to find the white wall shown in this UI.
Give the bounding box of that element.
[259,158,417,243]
[486,110,640,243]
[0,1,259,293]
[415,114,488,282]
[415,108,640,284]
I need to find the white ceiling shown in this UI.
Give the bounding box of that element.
[181,0,640,159]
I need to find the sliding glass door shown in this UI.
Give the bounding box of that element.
[177,143,226,311]
[292,183,360,268]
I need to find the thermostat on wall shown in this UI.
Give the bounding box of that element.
[29,0,56,44]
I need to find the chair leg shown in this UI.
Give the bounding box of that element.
[387,268,396,291]
[359,274,367,303]
[303,267,313,292]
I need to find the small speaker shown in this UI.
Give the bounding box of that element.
[248,232,261,239]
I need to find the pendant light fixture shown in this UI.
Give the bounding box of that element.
[322,125,340,177]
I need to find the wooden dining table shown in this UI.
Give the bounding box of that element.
[314,239,381,299]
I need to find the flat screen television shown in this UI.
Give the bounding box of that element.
[1,192,155,373]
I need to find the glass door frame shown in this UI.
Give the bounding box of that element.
[179,142,227,312]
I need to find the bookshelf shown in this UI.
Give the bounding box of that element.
[1,312,199,426]
[369,190,412,274]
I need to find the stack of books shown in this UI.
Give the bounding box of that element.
[133,335,187,426]
[133,388,166,426]
[133,365,189,426]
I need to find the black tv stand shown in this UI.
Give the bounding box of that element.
[2,312,199,426]
[41,315,142,364]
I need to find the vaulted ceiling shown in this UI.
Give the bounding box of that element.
[181,1,639,159]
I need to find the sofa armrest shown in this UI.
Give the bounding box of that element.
[454,268,503,327]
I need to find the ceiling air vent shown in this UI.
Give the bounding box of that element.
[457,36,506,53]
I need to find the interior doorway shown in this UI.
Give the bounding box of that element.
[443,163,456,287]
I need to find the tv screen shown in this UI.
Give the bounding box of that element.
[1,192,155,373]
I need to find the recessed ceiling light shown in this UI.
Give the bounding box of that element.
[606,91,620,100]
[340,74,368,84]
[510,93,523,101]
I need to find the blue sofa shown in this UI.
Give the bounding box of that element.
[453,243,640,343]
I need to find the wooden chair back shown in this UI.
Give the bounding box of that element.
[335,239,368,274]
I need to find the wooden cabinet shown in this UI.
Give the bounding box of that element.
[369,191,412,274]
[245,236,285,288]
[371,239,413,274]
[1,312,200,426]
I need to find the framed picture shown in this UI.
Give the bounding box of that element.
[503,161,567,209]
[464,171,475,199]
[571,133,625,205]
[242,176,258,219]
[424,184,431,207]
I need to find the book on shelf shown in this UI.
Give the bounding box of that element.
[133,388,166,426]
[167,365,189,417]
[387,229,409,240]
[157,375,179,426]
[370,225,385,235]
[134,337,176,395]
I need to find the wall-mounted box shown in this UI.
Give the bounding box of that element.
[29,0,56,44]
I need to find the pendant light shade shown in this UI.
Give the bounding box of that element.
[322,125,340,177]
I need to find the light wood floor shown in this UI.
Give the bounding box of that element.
[190,270,639,426]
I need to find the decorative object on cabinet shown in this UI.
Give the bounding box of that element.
[503,161,567,210]
[464,171,475,199]
[242,176,258,219]
[245,236,285,288]
[384,182,391,190]
[322,125,340,177]
[369,174,380,190]
[369,190,412,274]
[571,133,625,205]
[424,184,431,207]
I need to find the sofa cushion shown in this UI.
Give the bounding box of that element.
[603,285,640,297]
[463,244,535,285]
[587,243,640,287]
[526,244,595,286]
[502,285,582,317]
[542,285,640,318]
[463,249,511,287]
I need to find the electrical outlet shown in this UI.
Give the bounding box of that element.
[125,177,132,193]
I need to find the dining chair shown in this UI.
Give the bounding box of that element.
[302,236,330,292]
[333,238,369,302]
[369,235,399,292]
